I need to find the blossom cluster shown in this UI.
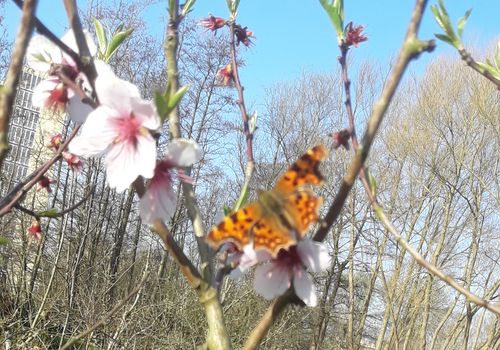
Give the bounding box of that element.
[223,239,331,307]
[27,30,202,226]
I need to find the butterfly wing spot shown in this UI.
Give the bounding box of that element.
[276,145,327,193]
[284,189,322,237]
[252,216,296,257]
[206,203,261,250]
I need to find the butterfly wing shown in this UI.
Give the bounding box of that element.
[275,145,327,194]
[206,202,262,250]
[252,214,298,256]
[283,189,323,238]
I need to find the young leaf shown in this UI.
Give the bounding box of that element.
[168,85,189,110]
[154,90,169,121]
[105,28,134,62]
[181,0,196,17]
[93,18,107,56]
[233,186,249,212]
[37,208,59,218]
[457,9,472,39]
[434,33,454,46]
[223,205,232,216]
[0,236,8,246]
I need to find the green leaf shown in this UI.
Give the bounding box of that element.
[105,28,134,62]
[93,18,107,56]
[457,8,472,39]
[233,186,249,212]
[226,0,239,16]
[476,62,500,80]
[37,208,59,218]
[114,23,125,35]
[181,0,196,16]
[494,42,500,69]
[223,205,232,216]
[319,0,344,41]
[154,90,169,121]
[367,171,377,195]
[0,236,8,246]
[434,33,454,46]
[167,85,189,110]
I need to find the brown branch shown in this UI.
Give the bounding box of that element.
[458,48,500,90]
[314,0,434,242]
[0,0,38,168]
[372,203,500,316]
[245,0,434,346]
[229,21,255,211]
[11,0,82,68]
[59,271,149,350]
[0,124,81,216]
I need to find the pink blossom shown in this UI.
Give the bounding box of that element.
[27,221,42,240]
[27,30,96,122]
[48,133,64,150]
[69,62,161,192]
[62,152,83,171]
[139,139,202,224]
[253,239,330,307]
[199,15,226,33]
[222,243,271,280]
[217,64,234,86]
[344,22,368,48]
[37,175,56,193]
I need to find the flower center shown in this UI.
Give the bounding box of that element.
[115,114,141,147]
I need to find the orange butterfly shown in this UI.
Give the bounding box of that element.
[206,145,327,257]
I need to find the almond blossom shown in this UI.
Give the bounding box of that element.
[69,62,160,192]
[139,139,202,224]
[253,239,331,307]
[27,221,42,240]
[27,30,96,122]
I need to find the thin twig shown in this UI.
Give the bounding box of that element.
[59,272,150,350]
[245,1,434,347]
[0,0,38,167]
[0,124,81,216]
[11,0,82,68]
[165,0,212,280]
[458,48,500,90]
[373,203,500,316]
[228,21,255,212]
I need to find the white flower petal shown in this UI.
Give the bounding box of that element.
[61,29,97,56]
[104,133,156,191]
[293,268,317,307]
[32,78,58,107]
[67,96,93,123]
[139,184,177,224]
[95,69,140,114]
[131,98,160,131]
[27,35,61,71]
[297,239,331,273]
[69,107,117,156]
[166,139,202,167]
[254,262,291,300]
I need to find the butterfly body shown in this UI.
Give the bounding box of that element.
[207,145,327,257]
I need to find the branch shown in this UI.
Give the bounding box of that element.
[458,48,500,90]
[164,0,212,281]
[11,0,82,69]
[245,0,434,346]
[60,271,149,350]
[229,21,255,212]
[0,0,38,167]
[313,0,435,242]
[372,203,500,316]
[0,124,81,216]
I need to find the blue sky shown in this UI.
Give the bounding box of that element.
[3,0,500,106]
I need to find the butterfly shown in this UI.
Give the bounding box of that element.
[206,145,327,257]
